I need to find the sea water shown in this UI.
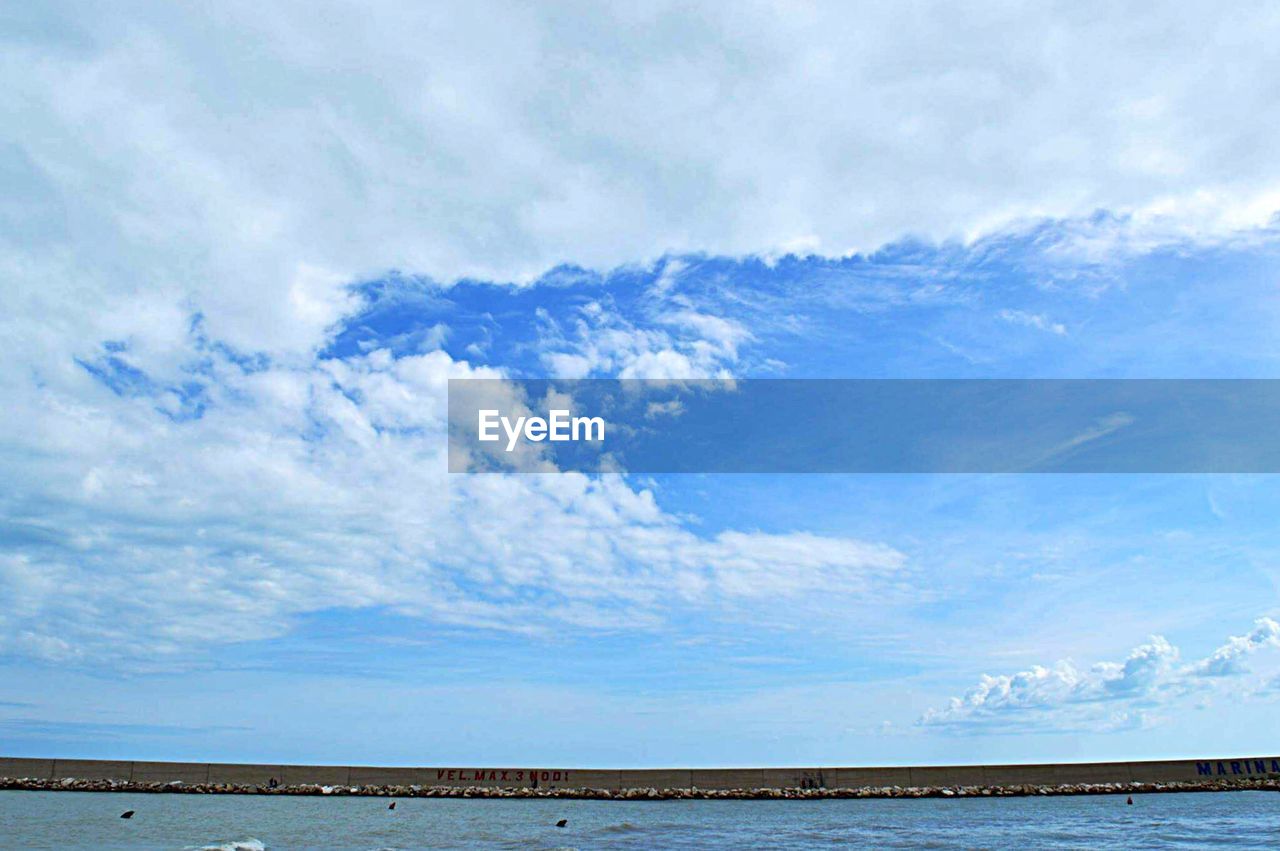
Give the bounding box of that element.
[1,789,1278,849]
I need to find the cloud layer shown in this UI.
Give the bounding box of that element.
[6,1,1280,361]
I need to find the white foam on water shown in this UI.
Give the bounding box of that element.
[190,839,266,851]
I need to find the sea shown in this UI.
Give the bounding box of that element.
[1,789,1277,849]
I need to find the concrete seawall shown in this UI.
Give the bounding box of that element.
[4,756,1278,791]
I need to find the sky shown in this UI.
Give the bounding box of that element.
[3,1,1280,768]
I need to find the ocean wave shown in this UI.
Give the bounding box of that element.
[190,839,266,851]
[599,822,642,834]
[598,821,713,835]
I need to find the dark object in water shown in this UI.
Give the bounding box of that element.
[388,801,396,810]
[556,819,567,828]
[120,811,134,819]
[1127,796,1134,805]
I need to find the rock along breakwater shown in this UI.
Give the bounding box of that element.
[3,755,1280,798]
[2,776,1280,799]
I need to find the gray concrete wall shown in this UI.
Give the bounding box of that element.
[693,768,764,790]
[0,758,53,780]
[347,766,430,786]
[206,763,280,785]
[4,755,1277,789]
[280,764,350,786]
[130,761,209,784]
[49,759,134,781]
[610,769,692,790]
[833,766,913,788]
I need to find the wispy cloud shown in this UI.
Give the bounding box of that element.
[0,718,249,739]
[536,288,752,380]
[997,309,1067,336]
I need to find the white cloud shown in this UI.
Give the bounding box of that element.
[0,335,903,666]
[1191,618,1280,678]
[997,309,1067,336]
[537,294,749,379]
[919,618,1280,732]
[6,2,1280,364]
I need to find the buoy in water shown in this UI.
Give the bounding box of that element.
[120,811,134,819]
[1126,796,1133,805]
[556,819,568,828]
[388,801,396,810]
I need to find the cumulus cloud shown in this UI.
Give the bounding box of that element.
[1190,618,1280,678]
[0,325,904,666]
[919,618,1280,732]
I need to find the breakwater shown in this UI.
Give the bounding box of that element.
[3,756,1278,797]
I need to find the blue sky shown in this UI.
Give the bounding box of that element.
[3,2,1280,768]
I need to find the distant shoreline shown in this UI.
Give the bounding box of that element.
[4,755,1279,798]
